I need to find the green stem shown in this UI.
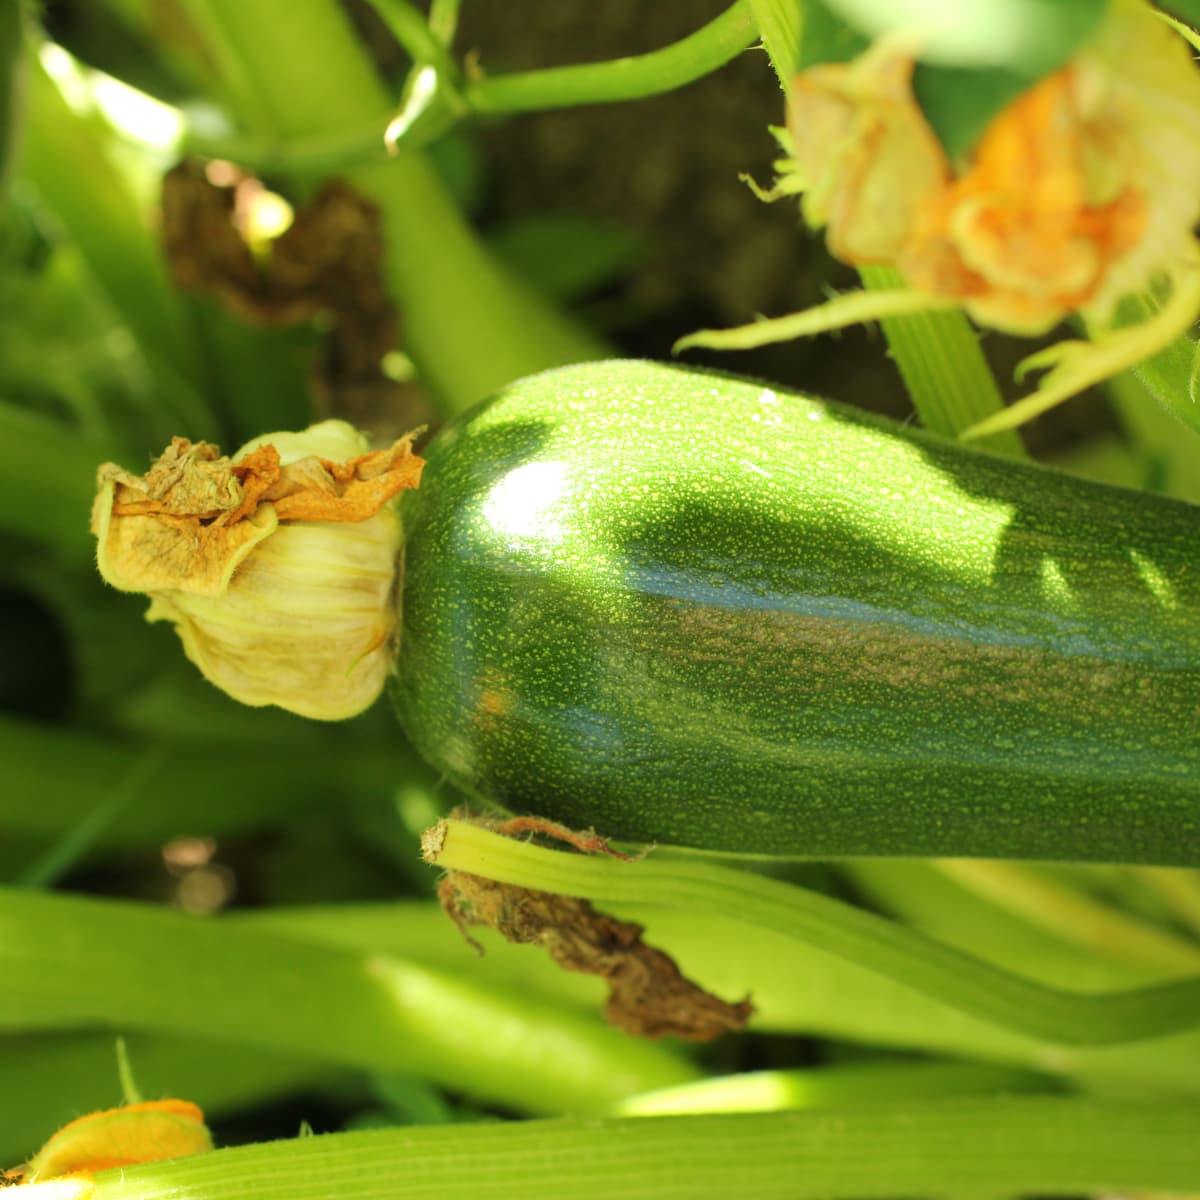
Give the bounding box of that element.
[746,0,804,86]
[184,2,758,174]
[615,1060,1054,1115]
[182,0,603,415]
[181,121,394,176]
[426,0,461,47]
[857,264,1025,456]
[0,888,696,1114]
[425,820,1200,1046]
[6,901,1198,1110]
[932,859,1200,974]
[464,2,757,113]
[1132,867,1200,938]
[81,1098,1200,1198]
[362,0,460,85]
[207,903,1200,1097]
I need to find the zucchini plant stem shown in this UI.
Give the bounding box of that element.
[930,859,1200,974]
[362,1,460,94]
[856,264,1025,457]
[426,0,461,48]
[5,902,1200,1115]
[66,1097,1200,1199]
[424,819,1200,1046]
[180,0,604,416]
[0,887,696,1114]
[1132,867,1200,938]
[463,2,757,113]
[613,1060,1054,1116]
[745,0,804,86]
[181,5,757,174]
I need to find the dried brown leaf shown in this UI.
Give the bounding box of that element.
[161,162,404,418]
[437,815,753,1043]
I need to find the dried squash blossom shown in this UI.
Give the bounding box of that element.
[91,421,423,720]
[678,0,1200,436]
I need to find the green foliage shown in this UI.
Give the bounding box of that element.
[1,1,1199,1196]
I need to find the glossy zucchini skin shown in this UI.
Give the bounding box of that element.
[392,361,1200,863]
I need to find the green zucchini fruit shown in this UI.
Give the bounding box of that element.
[392,360,1200,864]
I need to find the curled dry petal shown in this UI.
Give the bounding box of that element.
[785,40,949,266]
[91,420,424,720]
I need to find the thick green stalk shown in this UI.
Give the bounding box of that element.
[931,859,1200,974]
[1105,367,1200,501]
[183,0,602,415]
[615,1060,1054,1115]
[5,900,1196,1108]
[747,0,804,85]
[844,860,1175,989]
[857,264,1024,456]
[1134,867,1200,937]
[0,888,696,1114]
[239,902,1200,1097]
[424,820,1200,1046]
[73,1098,1200,1198]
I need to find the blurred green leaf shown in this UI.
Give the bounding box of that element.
[0,0,26,196]
[912,63,1035,162]
[801,0,1107,159]
[0,403,102,560]
[19,51,217,438]
[489,215,642,303]
[818,0,1106,72]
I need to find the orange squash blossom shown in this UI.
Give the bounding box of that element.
[6,1100,213,1185]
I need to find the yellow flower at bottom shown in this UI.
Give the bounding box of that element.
[91,420,424,720]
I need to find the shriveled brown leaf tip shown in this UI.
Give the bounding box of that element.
[436,813,753,1042]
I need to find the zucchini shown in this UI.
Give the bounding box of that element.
[392,360,1200,864]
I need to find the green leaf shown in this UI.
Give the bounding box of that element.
[489,215,641,303]
[798,0,870,68]
[911,64,1034,163]
[802,0,1109,159]
[818,0,1107,73]
[0,0,26,195]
